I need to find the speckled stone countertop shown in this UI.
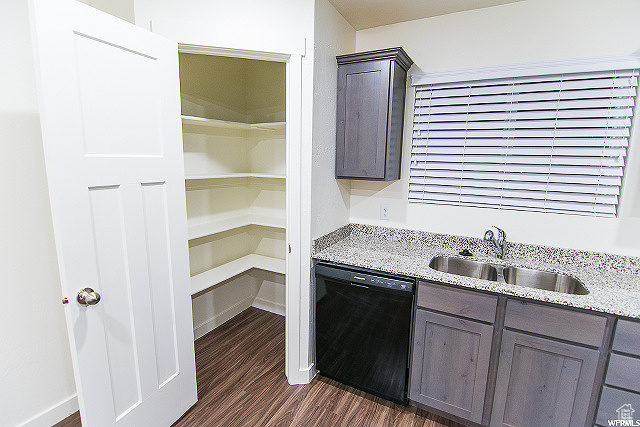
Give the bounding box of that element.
[312,224,640,319]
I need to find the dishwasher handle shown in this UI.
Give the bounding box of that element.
[350,282,369,289]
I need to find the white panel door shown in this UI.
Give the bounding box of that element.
[29,0,197,426]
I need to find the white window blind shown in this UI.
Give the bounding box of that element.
[409,67,639,216]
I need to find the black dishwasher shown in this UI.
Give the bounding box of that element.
[315,261,415,405]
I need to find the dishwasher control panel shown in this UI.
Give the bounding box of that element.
[315,262,415,294]
[350,271,414,293]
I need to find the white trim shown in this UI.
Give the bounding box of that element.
[296,363,317,384]
[296,57,314,386]
[193,295,255,340]
[179,44,290,62]
[147,22,312,385]
[285,53,305,385]
[411,55,640,86]
[151,19,305,57]
[252,298,286,316]
[18,394,79,427]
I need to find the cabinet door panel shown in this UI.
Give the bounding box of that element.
[410,309,493,423]
[336,60,390,179]
[491,331,599,427]
[613,319,640,356]
[606,353,640,392]
[596,386,640,426]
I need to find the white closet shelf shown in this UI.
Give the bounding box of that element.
[188,214,285,240]
[185,173,285,180]
[190,254,285,295]
[181,115,285,131]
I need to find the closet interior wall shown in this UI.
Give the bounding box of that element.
[179,53,287,339]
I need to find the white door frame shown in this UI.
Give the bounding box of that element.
[150,19,314,385]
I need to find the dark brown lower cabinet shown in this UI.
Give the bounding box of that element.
[595,318,640,426]
[489,330,600,427]
[410,309,493,424]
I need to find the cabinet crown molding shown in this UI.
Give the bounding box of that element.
[337,47,413,71]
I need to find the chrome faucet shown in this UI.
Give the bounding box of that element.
[484,226,506,259]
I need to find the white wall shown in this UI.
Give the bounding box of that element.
[352,0,640,256]
[311,0,355,239]
[134,0,312,36]
[77,0,134,22]
[0,1,78,425]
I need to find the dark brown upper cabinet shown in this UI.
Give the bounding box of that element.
[335,47,413,180]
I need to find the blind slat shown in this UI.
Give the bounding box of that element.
[414,87,637,107]
[408,170,621,186]
[411,137,629,148]
[409,179,619,195]
[408,197,617,216]
[413,118,631,130]
[416,69,639,90]
[410,163,624,176]
[411,146,626,157]
[414,108,635,122]
[408,185,618,204]
[414,97,636,113]
[417,76,638,99]
[413,128,630,138]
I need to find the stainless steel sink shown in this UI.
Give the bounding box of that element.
[429,256,498,281]
[428,256,588,295]
[503,266,588,295]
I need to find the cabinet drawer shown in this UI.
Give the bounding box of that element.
[596,386,640,426]
[417,281,497,323]
[606,353,640,393]
[613,319,640,356]
[504,300,606,347]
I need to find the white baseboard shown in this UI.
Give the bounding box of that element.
[252,297,285,316]
[193,295,285,340]
[19,394,78,427]
[286,363,316,385]
[193,295,254,340]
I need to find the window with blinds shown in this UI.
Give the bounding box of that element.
[409,67,639,216]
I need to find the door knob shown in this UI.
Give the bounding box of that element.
[77,288,101,306]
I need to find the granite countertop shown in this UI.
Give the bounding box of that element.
[312,224,640,319]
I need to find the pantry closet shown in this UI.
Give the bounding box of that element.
[178,53,287,339]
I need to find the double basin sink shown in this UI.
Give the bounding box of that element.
[429,256,588,295]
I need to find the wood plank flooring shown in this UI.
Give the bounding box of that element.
[55,307,461,427]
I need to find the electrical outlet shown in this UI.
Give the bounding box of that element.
[380,205,390,220]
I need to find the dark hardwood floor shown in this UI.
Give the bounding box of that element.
[55,307,461,427]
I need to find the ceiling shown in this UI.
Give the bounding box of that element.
[327,0,524,30]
